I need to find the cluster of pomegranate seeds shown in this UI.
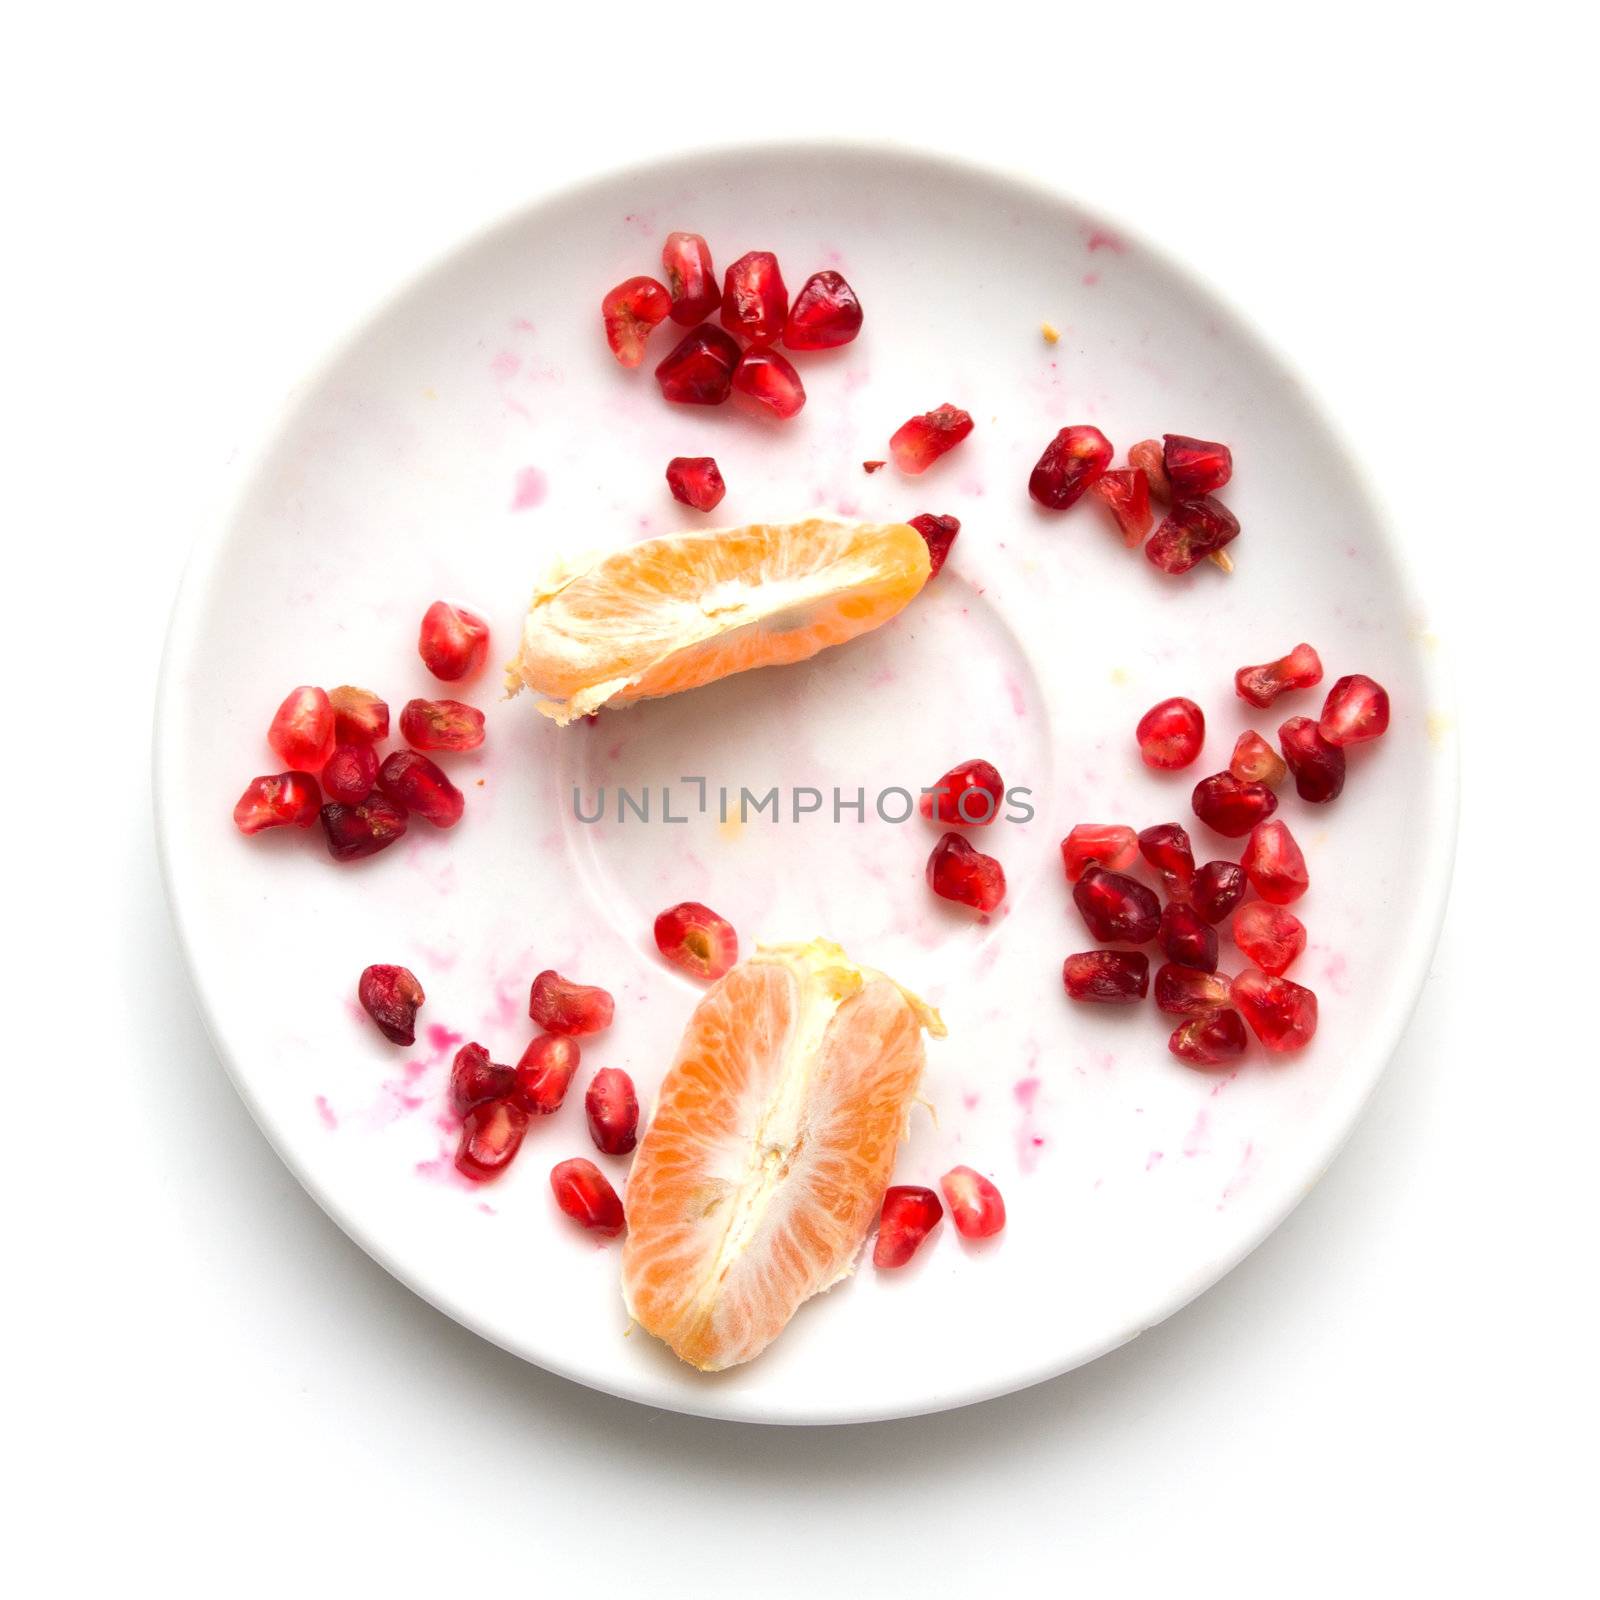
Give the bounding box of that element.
[601,276,673,368]
[908,512,960,577]
[451,1042,515,1117]
[321,742,378,803]
[513,1033,581,1115]
[1089,469,1153,547]
[377,750,464,828]
[656,324,742,405]
[1320,674,1390,746]
[1233,901,1306,976]
[1073,867,1160,944]
[418,601,491,682]
[1229,729,1287,787]
[890,404,974,475]
[783,270,863,350]
[1241,820,1309,903]
[874,1185,943,1268]
[662,232,719,324]
[329,684,389,743]
[941,1167,1006,1239]
[529,970,616,1036]
[927,832,1007,914]
[1192,772,1278,837]
[1136,697,1206,770]
[321,795,408,861]
[268,686,336,772]
[358,964,425,1046]
[920,758,1004,825]
[1063,949,1149,1004]
[655,901,739,980]
[550,1158,626,1236]
[731,346,806,419]
[585,1068,639,1155]
[665,455,726,512]
[1028,424,1113,510]
[1060,823,1138,882]
[399,698,486,752]
[233,772,321,834]
[1236,642,1323,708]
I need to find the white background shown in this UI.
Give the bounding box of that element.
[4,3,1595,1594]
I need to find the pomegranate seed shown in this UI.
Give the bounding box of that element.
[399,698,485,753]
[782,269,863,350]
[601,275,671,367]
[550,1157,625,1236]
[357,963,425,1045]
[1073,866,1160,944]
[268,686,335,772]
[1191,860,1249,924]
[873,1185,943,1268]
[1063,950,1150,1004]
[661,232,719,325]
[328,685,389,744]
[890,404,974,475]
[321,742,378,804]
[1028,424,1113,510]
[1233,901,1307,976]
[1279,716,1347,803]
[450,1042,514,1117]
[376,750,464,828]
[863,459,886,473]
[1061,823,1139,883]
[1241,820,1309,904]
[320,795,408,861]
[1089,468,1153,546]
[1154,963,1232,1016]
[665,455,726,512]
[940,1166,1006,1240]
[513,1032,581,1115]
[456,1099,530,1181]
[1232,969,1318,1051]
[1229,729,1288,787]
[720,250,788,344]
[1136,697,1206,770]
[1128,439,1171,501]
[731,346,806,419]
[1320,674,1391,746]
[1235,643,1323,708]
[1191,772,1278,837]
[1162,434,1233,498]
[529,970,615,1036]
[418,601,491,682]
[585,1068,639,1155]
[1145,496,1240,574]
[920,758,1004,826]
[233,772,321,834]
[1138,822,1197,898]
[655,324,742,405]
[1159,902,1218,971]
[654,901,739,980]
[1169,1010,1249,1067]
[908,512,960,577]
[927,832,1006,914]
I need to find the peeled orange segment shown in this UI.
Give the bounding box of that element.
[622,939,945,1372]
[506,518,930,724]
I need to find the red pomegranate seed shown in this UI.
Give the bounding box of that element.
[585,1067,639,1155]
[1169,1010,1249,1067]
[1145,496,1240,574]
[731,346,806,419]
[1136,697,1206,769]
[233,772,321,834]
[1162,434,1233,498]
[1320,674,1391,746]
[399,698,485,753]
[863,459,886,473]
[1154,963,1232,1016]
[1191,772,1278,837]
[927,832,1006,914]
[1233,901,1307,976]
[940,1166,1006,1240]
[654,901,739,980]
[1138,822,1197,898]
[873,1185,943,1268]
[1235,643,1323,709]
[321,742,379,804]
[450,1042,515,1117]
[550,1157,625,1236]
[1191,860,1249,924]
[513,1033,581,1115]
[890,404,974,475]
[1128,438,1171,500]
[1229,729,1288,787]
[320,795,408,861]
[1028,425,1114,510]
[357,963,425,1045]
[418,601,491,682]
[1241,820,1309,904]
[1063,950,1150,1004]
[908,512,960,577]
[655,324,742,405]
[661,232,719,325]
[1279,716,1347,802]
[376,750,464,828]
[720,251,788,344]
[783,269,863,350]
[268,686,335,772]
[1089,468,1154,546]
[601,275,671,367]
[456,1098,530,1182]
[1073,866,1160,944]
[1232,969,1318,1051]
[1061,824,1139,883]
[328,685,389,744]
[665,455,726,512]
[529,970,615,1036]
[1159,901,1218,971]
[920,758,1004,826]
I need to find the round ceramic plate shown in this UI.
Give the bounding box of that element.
[155,144,1456,1424]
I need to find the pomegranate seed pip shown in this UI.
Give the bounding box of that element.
[399,698,485,753]
[233,772,321,835]
[418,601,491,682]
[550,1158,625,1236]
[1235,643,1323,709]
[1089,468,1153,546]
[267,686,335,773]
[1233,901,1307,976]
[1128,439,1171,501]
[927,833,1006,914]
[1145,496,1240,575]
[601,275,672,367]
[890,405,974,475]
[376,750,464,828]
[450,1042,515,1117]
[1137,697,1206,770]
[654,901,739,980]
[1060,824,1139,883]
[1232,969,1319,1051]
[456,1098,530,1181]
[731,346,806,419]
[940,1167,1006,1240]
[1162,434,1233,498]
[514,1033,581,1115]
[1159,902,1219,971]
[585,1068,639,1156]
[1191,860,1249,924]
[1191,772,1278,837]
[321,742,378,804]
[665,456,726,512]
[874,1185,943,1268]
[1028,425,1114,511]
[328,685,389,744]
[1279,716,1347,803]
[720,251,788,344]
[1063,950,1150,1004]
[655,324,742,405]
[661,232,719,325]
[1241,820,1309,904]
[320,795,408,861]
[1168,1010,1249,1067]
[528,971,615,1036]
[920,758,1004,826]
[908,513,960,577]
[1320,674,1391,747]
[1229,730,1288,787]
[1138,822,1197,899]
[783,269,863,350]
[358,964,425,1046]
[1073,867,1161,944]
[1154,963,1232,1016]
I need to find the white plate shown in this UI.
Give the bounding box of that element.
[155,144,1456,1424]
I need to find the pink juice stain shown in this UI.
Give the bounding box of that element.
[1219,1141,1261,1208]
[1181,1108,1211,1158]
[511,466,548,510]
[1086,228,1126,253]
[490,350,521,380]
[1014,1075,1045,1171]
[314,1096,338,1130]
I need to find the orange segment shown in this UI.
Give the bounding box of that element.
[622,940,944,1371]
[507,518,930,723]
